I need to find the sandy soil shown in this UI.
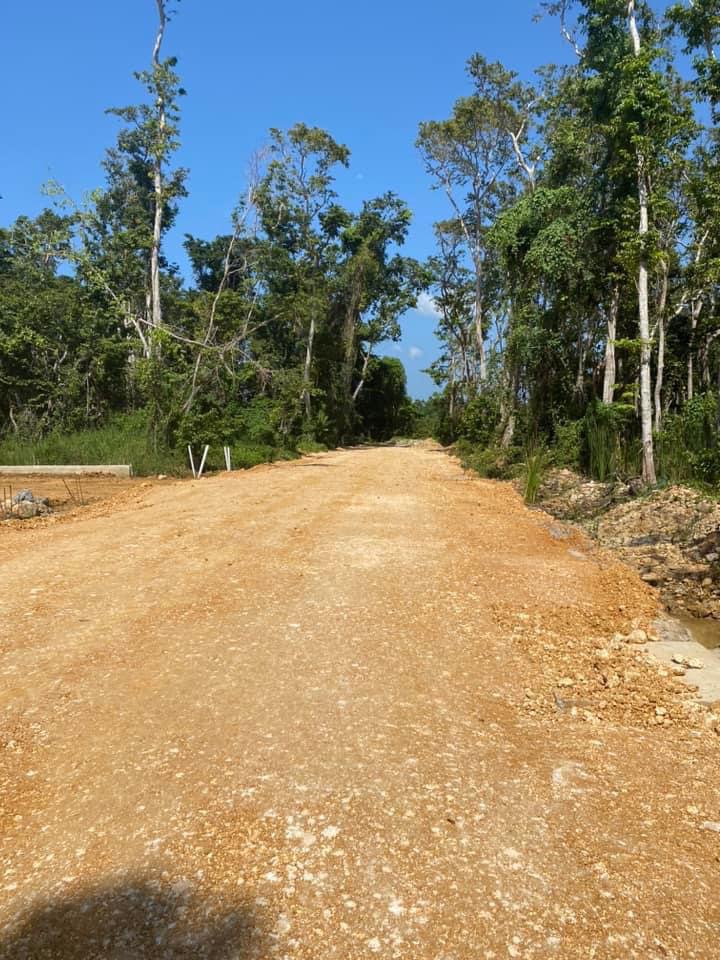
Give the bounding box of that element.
[0,445,718,959]
[0,472,162,522]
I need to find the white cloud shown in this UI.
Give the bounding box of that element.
[415,292,440,319]
[408,346,424,361]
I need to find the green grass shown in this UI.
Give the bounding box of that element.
[523,444,549,505]
[0,413,305,477]
[0,414,186,476]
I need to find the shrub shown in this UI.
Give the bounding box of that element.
[523,443,549,504]
[457,395,500,447]
[552,419,583,468]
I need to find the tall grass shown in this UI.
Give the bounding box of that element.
[585,412,617,482]
[523,443,548,505]
[0,412,303,476]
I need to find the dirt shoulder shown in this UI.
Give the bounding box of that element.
[0,446,718,959]
[538,468,720,627]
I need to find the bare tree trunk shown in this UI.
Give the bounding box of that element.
[688,300,701,400]
[575,328,586,400]
[602,284,619,404]
[448,356,457,423]
[654,262,669,432]
[500,366,518,448]
[352,348,372,403]
[302,314,316,419]
[474,267,487,387]
[628,1,656,484]
[150,0,168,334]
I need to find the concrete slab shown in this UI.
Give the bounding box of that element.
[0,465,133,478]
[644,617,720,705]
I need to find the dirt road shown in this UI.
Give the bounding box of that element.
[1,445,718,959]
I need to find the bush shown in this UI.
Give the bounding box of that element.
[454,440,521,480]
[582,402,636,481]
[657,394,719,486]
[457,395,500,447]
[523,443,549,504]
[0,412,186,476]
[552,419,583,468]
[296,438,328,455]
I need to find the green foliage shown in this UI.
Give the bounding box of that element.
[523,443,549,505]
[0,412,185,476]
[657,394,720,485]
[552,420,584,468]
[355,357,414,441]
[457,395,499,446]
[582,401,643,481]
[454,439,521,480]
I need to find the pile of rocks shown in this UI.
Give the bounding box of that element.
[537,470,720,622]
[1,489,52,520]
[538,468,641,521]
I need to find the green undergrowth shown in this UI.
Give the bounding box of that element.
[0,412,323,477]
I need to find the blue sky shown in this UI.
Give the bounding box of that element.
[1,1,572,398]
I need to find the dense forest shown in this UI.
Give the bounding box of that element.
[2,0,720,483]
[0,2,423,472]
[418,0,720,489]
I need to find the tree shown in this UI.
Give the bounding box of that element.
[101,0,187,353]
[418,58,536,392]
[256,124,350,422]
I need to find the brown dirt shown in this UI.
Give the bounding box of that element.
[0,472,167,524]
[0,445,718,959]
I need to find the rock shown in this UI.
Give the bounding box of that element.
[671,653,688,666]
[687,658,704,670]
[700,821,720,833]
[12,489,34,503]
[557,677,575,688]
[12,501,39,519]
[628,628,648,644]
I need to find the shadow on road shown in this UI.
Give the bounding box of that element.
[0,877,263,960]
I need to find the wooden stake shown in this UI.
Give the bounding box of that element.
[188,445,197,479]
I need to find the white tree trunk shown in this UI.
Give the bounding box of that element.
[474,268,487,387]
[352,347,372,402]
[150,0,167,334]
[688,298,703,400]
[302,314,316,419]
[628,1,656,484]
[654,264,669,432]
[602,284,619,404]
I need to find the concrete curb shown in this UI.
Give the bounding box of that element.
[0,465,133,478]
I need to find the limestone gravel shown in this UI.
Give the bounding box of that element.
[0,445,719,959]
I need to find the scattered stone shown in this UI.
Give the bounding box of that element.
[700,821,720,833]
[557,677,575,688]
[687,658,704,671]
[12,501,39,519]
[536,471,720,623]
[628,628,648,645]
